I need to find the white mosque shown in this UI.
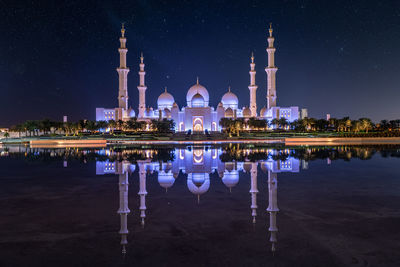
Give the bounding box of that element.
[96,24,301,131]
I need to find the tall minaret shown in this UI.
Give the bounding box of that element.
[137,53,147,118]
[267,170,279,252]
[249,162,258,223]
[117,23,129,110]
[249,52,258,117]
[265,23,278,110]
[117,171,130,254]
[138,162,148,226]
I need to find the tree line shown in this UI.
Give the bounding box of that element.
[219,117,400,136]
[9,118,175,137]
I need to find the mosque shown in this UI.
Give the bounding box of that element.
[96,24,301,131]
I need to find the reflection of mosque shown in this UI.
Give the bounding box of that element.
[95,147,301,254]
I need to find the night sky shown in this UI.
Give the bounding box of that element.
[1,0,399,126]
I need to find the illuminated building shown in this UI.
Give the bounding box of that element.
[96,23,302,130]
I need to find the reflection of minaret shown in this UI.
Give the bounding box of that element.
[250,162,258,223]
[117,24,129,110]
[267,171,279,252]
[137,53,147,118]
[117,172,130,254]
[138,162,147,226]
[265,23,278,110]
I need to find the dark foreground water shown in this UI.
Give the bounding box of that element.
[0,145,399,267]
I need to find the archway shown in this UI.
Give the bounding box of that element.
[193,117,203,132]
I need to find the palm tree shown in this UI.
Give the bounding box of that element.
[359,118,373,133]
[278,118,289,130]
[3,132,10,139]
[108,120,116,133]
[270,118,279,129]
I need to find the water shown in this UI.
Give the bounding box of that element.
[0,145,400,267]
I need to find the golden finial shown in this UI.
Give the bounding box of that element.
[164,86,167,92]
[121,23,125,37]
[228,86,231,92]
[140,52,144,63]
[196,76,199,84]
[251,52,254,63]
[269,22,273,37]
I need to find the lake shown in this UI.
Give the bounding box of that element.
[0,144,399,266]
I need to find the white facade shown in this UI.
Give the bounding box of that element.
[96,24,303,129]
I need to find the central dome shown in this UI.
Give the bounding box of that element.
[186,78,209,107]
[191,93,205,107]
[221,87,238,109]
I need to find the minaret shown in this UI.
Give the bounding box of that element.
[265,23,278,110]
[117,23,129,111]
[138,162,148,226]
[249,162,258,223]
[137,53,147,118]
[249,52,258,117]
[267,170,279,252]
[117,171,130,254]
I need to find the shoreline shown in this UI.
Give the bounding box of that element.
[1,136,400,147]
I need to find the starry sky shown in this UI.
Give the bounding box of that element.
[1,0,399,126]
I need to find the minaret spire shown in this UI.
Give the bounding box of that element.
[117,23,129,113]
[138,53,147,118]
[249,52,258,117]
[265,23,278,110]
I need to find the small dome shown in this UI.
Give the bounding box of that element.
[191,93,205,107]
[221,87,238,109]
[186,78,209,107]
[144,107,153,118]
[243,107,251,118]
[128,108,136,118]
[157,88,175,110]
[225,107,234,118]
[260,106,269,118]
[163,108,171,118]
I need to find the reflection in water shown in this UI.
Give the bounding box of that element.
[95,147,301,254]
[2,145,399,256]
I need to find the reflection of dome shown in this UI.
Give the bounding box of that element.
[158,170,175,189]
[186,78,209,107]
[260,106,268,117]
[222,170,239,189]
[191,93,205,107]
[243,107,251,118]
[260,162,269,173]
[187,173,210,195]
[221,87,238,109]
[225,162,235,172]
[243,162,252,173]
[157,88,175,110]
[225,107,234,118]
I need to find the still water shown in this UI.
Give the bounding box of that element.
[0,145,399,267]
